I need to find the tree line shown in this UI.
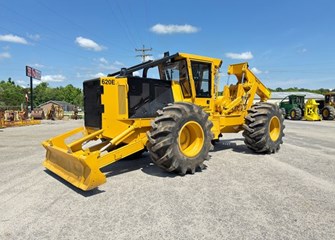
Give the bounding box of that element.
[0,78,333,109]
[269,87,333,95]
[0,79,83,109]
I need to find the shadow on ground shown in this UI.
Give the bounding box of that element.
[101,153,176,179]
[212,138,256,155]
[44,138,259,195]
[44,170,105,197]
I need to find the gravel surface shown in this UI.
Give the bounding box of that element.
[0,119,335,240]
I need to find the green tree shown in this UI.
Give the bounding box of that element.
[0,80,25,107]
[32,83,83,108]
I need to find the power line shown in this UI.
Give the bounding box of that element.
[105,0,138,49]
[135,45,152,63]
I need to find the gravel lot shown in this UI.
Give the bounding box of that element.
[0,119,335,239]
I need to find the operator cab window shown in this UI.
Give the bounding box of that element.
[325,95,332,103]
[160,60,191,98]
[191,62,211,98]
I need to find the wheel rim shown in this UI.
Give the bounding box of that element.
[178,121,204,157]
[269,116,280,142]
[323,109,329,118]
[291,110,295,118]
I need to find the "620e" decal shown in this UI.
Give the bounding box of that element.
[101,79,115,85]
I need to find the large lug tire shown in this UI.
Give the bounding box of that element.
[280,108,287,119]
[321,106,335,120]
[289,107,302,120]
[243,102,285,153]
[147,102,213,175]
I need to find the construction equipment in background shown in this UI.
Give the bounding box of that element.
[0,109,40,128]
[304,99,322,121]
[279,94,321,121]
[317,92,335,120]
[31,108,45,120]
[42,52,285,191]
[46,104,64,120]
[0,111,4,128]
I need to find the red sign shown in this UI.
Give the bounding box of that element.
[26,66,41,80]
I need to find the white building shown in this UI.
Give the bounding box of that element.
[255,92,324,104]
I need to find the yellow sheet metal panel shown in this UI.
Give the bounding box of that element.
[171,81,184,101]
[118,85,127,116]
[100,77,130,138]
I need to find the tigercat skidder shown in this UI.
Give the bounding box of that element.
[42,52,285,191]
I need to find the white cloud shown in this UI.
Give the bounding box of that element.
[15,80,28,88]
[99,57,108,64]
[99,63,120,71]
[0,34,28,44]
[76,72,106,79]
[225,51,253,60]
[0,52,11,59]
[251,67,262,74]
[144,55,154,61]
[17,80,26,84]
[32,63,44,68]
[33,79,41,86]
[113,60,124,66]
[133,71,141,77]
[41,74,66,82]
[92,72,105,78]
[150,24,199,34]
[27,33,40,41]
[98,60,124,71]
[75,37,104,51]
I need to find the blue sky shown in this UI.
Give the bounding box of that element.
[0,0,334,90]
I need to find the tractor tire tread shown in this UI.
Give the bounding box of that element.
[147,102,213,174]
[243,102,285,154]
[321,106,335,120]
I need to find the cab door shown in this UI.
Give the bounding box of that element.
[189,61,213,111]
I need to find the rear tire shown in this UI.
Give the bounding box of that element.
[147,102,213,175]
[243,102,285,153]
[321,106,335,120]
[289,107,302,120]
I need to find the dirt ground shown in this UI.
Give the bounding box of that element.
[0,119,335,239]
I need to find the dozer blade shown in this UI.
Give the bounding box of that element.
[42,127,106,191]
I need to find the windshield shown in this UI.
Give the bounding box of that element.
[326,94,335,103]
[161,61,183,81]
[160,60,191,98]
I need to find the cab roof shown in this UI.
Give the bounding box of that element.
[108,52,222,77]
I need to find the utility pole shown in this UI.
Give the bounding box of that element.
[135,45,152,63]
